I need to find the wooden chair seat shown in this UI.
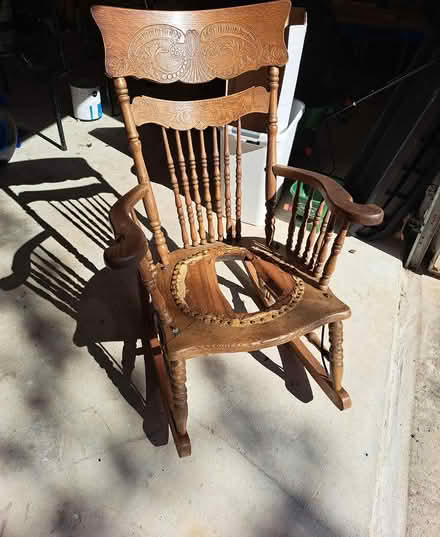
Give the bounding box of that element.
[156,240,350,361]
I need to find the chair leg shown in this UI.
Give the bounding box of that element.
[169,359,188,436]
[329,321,344,392]
[50,78,67,151]
[287,337,351,410]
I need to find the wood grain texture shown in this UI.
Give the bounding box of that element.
[186,130,206,245]
[294,187,314,258]
[314,213,336,278]
[132,86,270,130]
[168,359,188,435]
[212,127,224,241]
[91,1,290,82]
[288,338,351,410]
[175,130,198,246]
[320,217,349,291]
[149,326,191,456]
[114,77,169,266]
[235,118,242,241]
[309,208,331,271]
[303,200,325,265]
[329,321,344,392]
[265,66,280,246]
[242,254,351,412]
[223,125,233,240]
[154,241,350,360]
[199,129,215,242]
[162,127,190,248]
[286,180,301,252]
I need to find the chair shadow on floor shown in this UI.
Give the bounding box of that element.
[0,156,313,451]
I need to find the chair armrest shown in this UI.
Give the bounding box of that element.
[273,165,384,226]
[104,184,149,269]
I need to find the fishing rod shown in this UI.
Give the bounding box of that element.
[325,56,440,120]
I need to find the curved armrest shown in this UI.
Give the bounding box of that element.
[273,165,384,226]
[104,184,149,269]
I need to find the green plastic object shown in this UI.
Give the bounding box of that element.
[289,176,345,223]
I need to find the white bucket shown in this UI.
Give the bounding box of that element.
[70,83,102,121]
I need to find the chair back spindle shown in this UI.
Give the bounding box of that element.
[175,130,199,247]
[199,129,216,243]
[186,130,207,245]
[162,127,190,248]
[286,180,301,252]
[265,66,280,247]
[223,125,234,241]
[303,199,325,265]
[212,127,224,241]
[320,217,349,290]
[314,213,337,278]
[293,187,314,258]
[235,119,242,241]
[309,207,331,271]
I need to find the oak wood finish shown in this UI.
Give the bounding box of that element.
[132,87,270,130]
[94,0,384,457]
[286,179,301,252]
[162,127,190,248]
[149,320,191,456]
[199,129,215,243]
[186,130,206,245]
[91,1,290,82]
[212,127,224,242]
[294,187,314,258]
[235,119,242,241]
[113,77,169,266]
[265,66,280,247]
[175,130,198,247]
[223,125,233,241]
[304,200,325,265]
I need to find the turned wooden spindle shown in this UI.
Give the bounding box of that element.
[186,130,206,245]
[114,77,169,265]
[199,129,215,243]
[212,126,224,241]
[162,127,190,248]
[138,250,172,325]
[294,187,315,258]
[265,66,280,247]
[235,118,242,242]
[314,213,337,278]
[303,200,325,265]
[169,359,188,435]
[329,321,344,392]
[309,208,331,271]
[223,125,233,241]
[319,217,349,291]
[286,180,301,252]
[175,130,198,247]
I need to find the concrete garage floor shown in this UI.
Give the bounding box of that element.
[0,104,434,536]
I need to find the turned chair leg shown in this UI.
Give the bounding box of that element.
[329,321,344,392]
[169,359,188,435]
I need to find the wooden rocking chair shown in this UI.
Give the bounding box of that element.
[92,0,383,457]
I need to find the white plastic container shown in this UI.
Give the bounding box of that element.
[70,83,102,121]
[221,9,308,226]
[222,100,305,226]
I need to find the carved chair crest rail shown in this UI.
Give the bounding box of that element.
[92,0,383,457]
